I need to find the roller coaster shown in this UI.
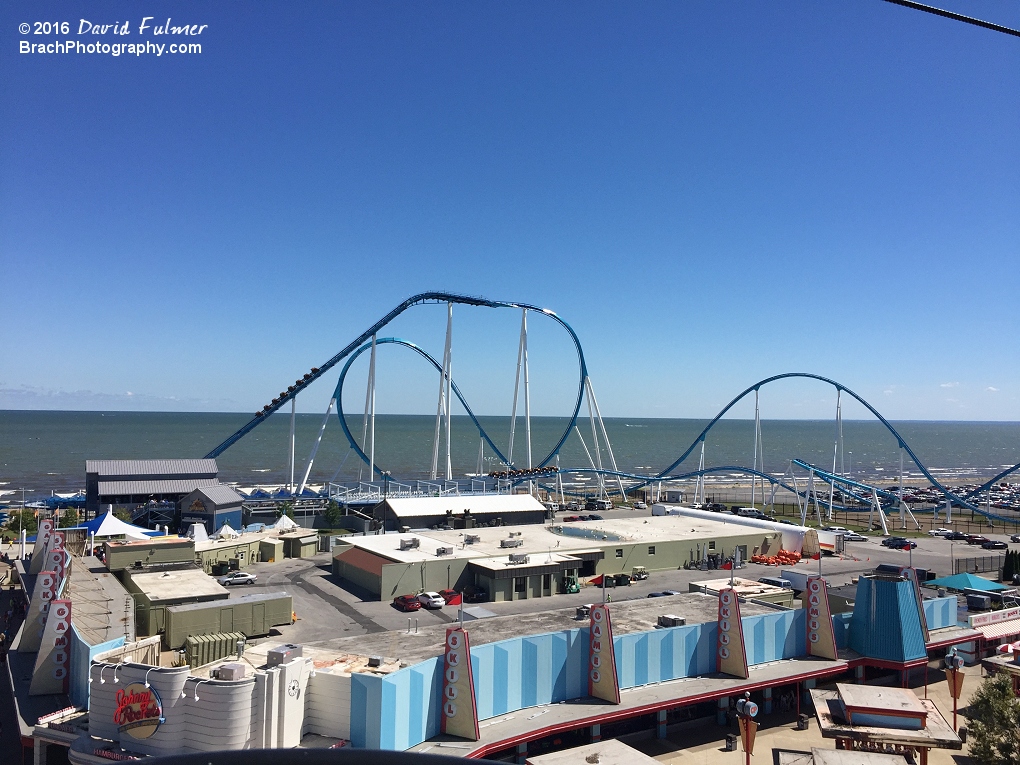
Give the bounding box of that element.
[206,292,1020,525]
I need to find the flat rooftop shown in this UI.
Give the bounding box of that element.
[337,515,776,565]
[691,576,792,599]
[129,567,228,601]
[309,591,781,666]
[836,682,927,716]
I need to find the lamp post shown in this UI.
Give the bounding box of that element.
[735,691,759,765]
[848,453,853,480]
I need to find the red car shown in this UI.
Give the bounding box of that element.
[439,589,462,605]
[563,515,581,522]
[393,594,421,611]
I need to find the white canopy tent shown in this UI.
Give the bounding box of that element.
[272,515,299,531]
[85,509,153,541]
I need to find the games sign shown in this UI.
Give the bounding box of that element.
[29,599,72,695]
[441,626,479,740]
[806,576,838,660]
[114,682,165,739]
[588,603,620,703]
[716,587,749,678]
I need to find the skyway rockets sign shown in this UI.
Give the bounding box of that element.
[441,626,479,740]
[716,587,749,678]
[588,603,620,703]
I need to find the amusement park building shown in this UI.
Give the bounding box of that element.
[85,459,220,518]
[33,571,976,764]
[332,516,784,601]
[372,494,548,531]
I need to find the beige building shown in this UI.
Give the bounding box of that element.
[332,515,781,602]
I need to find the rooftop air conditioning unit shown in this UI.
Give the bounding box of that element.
[463,535,480,544]
[215,663,246,681]
[399,538,420,551]
[508,531,522,537]
[657,615,686,628]
[508,553,530,564]
[367,656,383,668]
[267,644,303,667]
[500,538,524,548]
[436,547,453,557]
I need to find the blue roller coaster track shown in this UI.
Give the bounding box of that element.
[206,293,1020,521]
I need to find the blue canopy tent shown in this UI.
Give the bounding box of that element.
[927,572,1009,592]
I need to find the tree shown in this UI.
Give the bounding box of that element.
[322,500,344,529]
[5,509,38,536]
[113,507,134,523]
[59,508,80,528]
[276,501,295,520]
[967,671,1020,765]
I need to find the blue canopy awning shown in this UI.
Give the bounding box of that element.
[928,572,1009,592]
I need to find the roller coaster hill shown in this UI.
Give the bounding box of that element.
[203,292,1020,532]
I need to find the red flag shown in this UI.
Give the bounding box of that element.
[589,575,604,586]
[447,593,462,606]
[811,552,821,561]
[720,561,733,570]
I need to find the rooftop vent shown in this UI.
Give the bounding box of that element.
[436,547,453,557]
[399,538,420,551]
[508,553,530,565]
[463,534,480,544]
[500,538,524,548]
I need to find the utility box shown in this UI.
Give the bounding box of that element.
[658,615,686,628]
[267,643,303,667]
[215,663,247,681]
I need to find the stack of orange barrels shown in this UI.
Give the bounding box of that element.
[750,549,802,566]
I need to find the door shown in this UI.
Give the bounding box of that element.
[252,603,266,635]
[220,607,233,633]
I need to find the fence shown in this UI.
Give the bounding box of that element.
[954,554,1005,576]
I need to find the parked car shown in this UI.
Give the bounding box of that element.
[823,526,848,533]
[217,571,257,586]
[587,514,604,521]
[966,535,991,546]
[563,515,581,522]
[417,591,445,609]
[633,502,647,510]
[843,533,868,542]
[393,594,421,611]
[881,537,907,548]
[463,586,488,603]
[1011,534,1020,543]
[944,531,969,541]
[928,528,954,537]
[439,589,461,605]
[982,540,1008,550]
[577,514,592,521]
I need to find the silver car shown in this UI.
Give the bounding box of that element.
[218,571,257,586]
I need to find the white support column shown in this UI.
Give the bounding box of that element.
[508,310,527,469]
[432,304,453,480]
[288,397,297,493]
[555,453,564,504]
[444,314,453,482]
[584,380,606,499]
[476,439,484,477]
[521,311,533,494]
[752,390,760,509]
[585,377,626,499]
[368,334,377,482]
[872,488,890,535]
[299,398,335,496]
[696,441,705,504]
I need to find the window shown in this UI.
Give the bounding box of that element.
[648,546,656,555]
[615,549,623,558]
[542,573,551,590]
[709,541,716,550]
[515,577,527,593]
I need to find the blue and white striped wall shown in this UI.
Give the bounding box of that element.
[349,608,811,750]
[923,596,957,629]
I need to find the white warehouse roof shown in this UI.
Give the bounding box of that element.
[382,494,546,519]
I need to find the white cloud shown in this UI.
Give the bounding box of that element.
[940,382,959,388]
[987,386,999,392]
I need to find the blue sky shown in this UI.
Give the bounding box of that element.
[2,1,1018,421]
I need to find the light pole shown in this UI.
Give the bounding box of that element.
[848,453,853,480]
